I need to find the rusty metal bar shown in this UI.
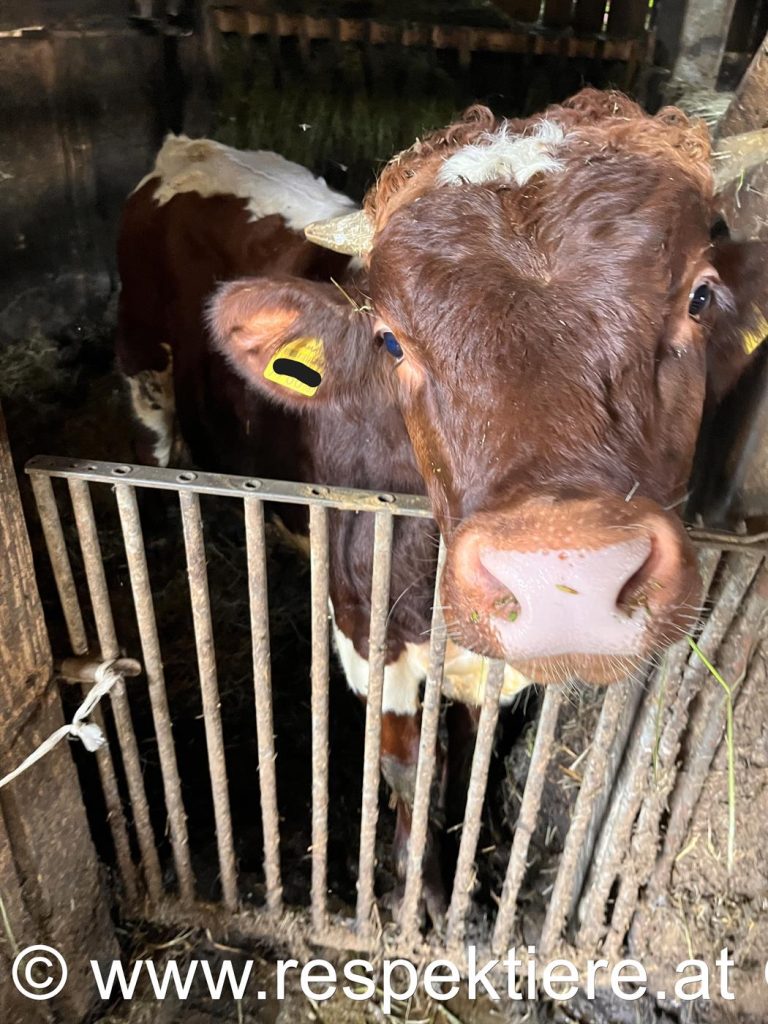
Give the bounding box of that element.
[309,504,331,933]
[179,490,238,911]
[30,474,88,654]
[244,496,283,915]
[643,645,766,912]
[446,658,505,950]
[26,458,768,556]
[538,679,643,955]
[492,685,564,953]
[30,474,139,904]
[27,456,432,519]
[399,537,448,944]
[609,559,768,952]
[576,550,758,951]
[356,509,395,935]
[114,484,195,906]
[68,478,164,904]
[573,548,720,947]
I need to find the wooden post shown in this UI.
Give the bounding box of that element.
[716,28,768,137]
[0,406,117,1024]
[667,0,739,92]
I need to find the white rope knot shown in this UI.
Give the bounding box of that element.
[0,659,124,790]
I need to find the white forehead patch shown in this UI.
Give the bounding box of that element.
[437,119,567,188]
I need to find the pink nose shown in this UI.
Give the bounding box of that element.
[445,497,698,673]
[480,538,652,660]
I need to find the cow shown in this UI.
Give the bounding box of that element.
[120,89,768,921]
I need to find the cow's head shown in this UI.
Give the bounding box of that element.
[210,89,768,685]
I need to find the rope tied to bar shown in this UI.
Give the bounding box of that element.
[0,660,123,791]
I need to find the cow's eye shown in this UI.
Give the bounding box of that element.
[382,331,403,360]
[688,283,712,318]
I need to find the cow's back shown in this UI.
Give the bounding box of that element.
[116,136,354,479]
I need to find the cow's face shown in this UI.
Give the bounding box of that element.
[211,91,768,685]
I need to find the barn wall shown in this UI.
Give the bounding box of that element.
[0,0,209,341]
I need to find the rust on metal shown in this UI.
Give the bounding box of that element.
[29,473,88,655]
[446,658,506,950]
[399,537,448,944]
[576,550,758,952]
[26,456,432,518]
[28,458,768,552]
[30,473,138,904]
[610,558,768,953]
[179,489,239,911]
[309,503,331,933]
[356,509,395,935]
[68,477,164,904]
[25,455,763,965]
[245,496,283,915]
[538,679,642,955]
[115,483,196,906]
[492,685,564,953]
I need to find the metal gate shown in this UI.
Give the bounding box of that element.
[23,453,768,978]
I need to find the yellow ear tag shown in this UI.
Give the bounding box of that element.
[264,336,325,397]
[742,307,768,355]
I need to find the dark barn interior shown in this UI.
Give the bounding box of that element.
[2,2,768,1023]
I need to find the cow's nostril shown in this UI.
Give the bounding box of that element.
[615,518,683,616]
[616,550,659,614]
[491,592,521,622]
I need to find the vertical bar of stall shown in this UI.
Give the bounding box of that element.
[68,477,163,903]
[244,496,283,914]
[29,473,139,904]
[491,686,563,953]
[309,503,331,933]
[538,680,640,955]
[398,536,447,943]
[179,490,239,911]
[356,510,395,935]
[115,484,195,905]
[30,474,89,653]
[68,478,163,899]
[445,658,505,950]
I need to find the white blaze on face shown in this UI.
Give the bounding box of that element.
[133,135,357,232]
[437,119,567,188]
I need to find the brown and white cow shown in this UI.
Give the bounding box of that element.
[120,90,768,918]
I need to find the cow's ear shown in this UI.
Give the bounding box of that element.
[208,276,374,408]
[709,239,768,401]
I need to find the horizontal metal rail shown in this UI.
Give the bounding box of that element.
[26,456,433,517]
[26,455,768,553]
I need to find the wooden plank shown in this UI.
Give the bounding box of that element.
[717,28,768,137]
[573,0,607,33]
[210,7,639,61]
[542,0,575,30]
[607,0,649,38]
[0,405,117,1022]
[0,812,49,1024]
[491,0,542,23]
[0,414,52,741]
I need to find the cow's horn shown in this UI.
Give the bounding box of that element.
[711,127,768,192]
[304,209,374,256]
